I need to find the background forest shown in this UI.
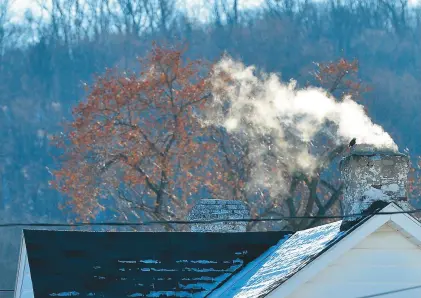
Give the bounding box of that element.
[1,0,421,293]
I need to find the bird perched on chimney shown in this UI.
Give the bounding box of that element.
[349,138,356,148]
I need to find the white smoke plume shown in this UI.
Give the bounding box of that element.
[205,56,397,195]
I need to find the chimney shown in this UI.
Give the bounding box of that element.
[187,199,250,232]
[340,144,410,230]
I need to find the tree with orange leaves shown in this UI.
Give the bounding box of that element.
[51,44,218,230]
[313,58,370,100]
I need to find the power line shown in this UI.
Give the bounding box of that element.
[356,285,421,298]
[0,208,419,227]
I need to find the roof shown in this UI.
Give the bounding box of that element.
[211,221,345,298]
[215,202,421,298]
[21,230,291,298]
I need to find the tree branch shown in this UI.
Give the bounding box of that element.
[306,183,344,229]
[116,189,175,231]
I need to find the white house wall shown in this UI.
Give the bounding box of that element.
[287,223,421,298]
[19,253,34,298]
[14,236,34,298]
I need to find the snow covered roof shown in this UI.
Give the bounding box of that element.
[212,201,419,298]
[20,229,291,298]
[212,221,346,298]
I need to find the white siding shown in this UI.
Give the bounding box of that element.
[288,223,421,298]
[14,237,34,298]
[19,253,34,298]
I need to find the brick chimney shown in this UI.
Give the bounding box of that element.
[187,199,250,232]
[340,144,409,229]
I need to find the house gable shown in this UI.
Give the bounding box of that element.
[14,235,34,298]
[287,221,421,298]
[267,203,421,298]
[215,203,421,298]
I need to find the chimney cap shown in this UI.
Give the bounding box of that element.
[349,143,404,155]
[340,143,409,169]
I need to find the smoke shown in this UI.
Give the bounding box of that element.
[205,56,397,195]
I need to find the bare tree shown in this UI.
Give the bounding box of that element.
[0,0,14,57]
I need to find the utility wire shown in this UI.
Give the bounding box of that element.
[356,285,421,297]
[0,208,419,227]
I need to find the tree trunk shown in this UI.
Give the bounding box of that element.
[298,177,318,229]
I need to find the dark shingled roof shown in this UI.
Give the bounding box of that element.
[23,229,291,298]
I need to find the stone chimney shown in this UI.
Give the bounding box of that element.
[340,144,410,229]
[187,199,250,232]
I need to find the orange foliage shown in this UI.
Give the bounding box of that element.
[52,44,219,224]
[314,58,370,100]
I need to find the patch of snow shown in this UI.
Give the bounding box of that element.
[49,292,80,297]
[128,293,144,297]
[177,262,246,296]
[139,260,160,264]
[363,187,390,201]
[118,260,136,264]
[181,277,214,281]
[235,251,247,255]
[179,283,211,290]
[215,221,344,298]
[146,291,191,297]
[381,184,399,192]
[190,260,218,264]
[183,261,243,274]
[150,268,177,272]
[183,268,230,273]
